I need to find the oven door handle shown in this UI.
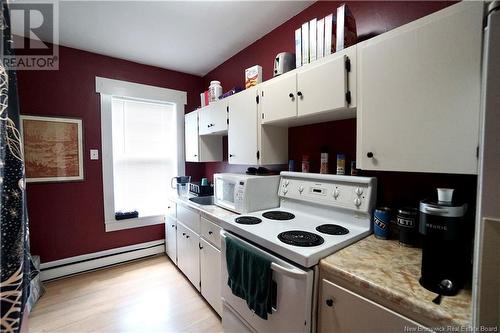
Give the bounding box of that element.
[221,230,308,280]
[270,262,308,280]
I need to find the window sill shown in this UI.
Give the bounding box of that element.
[105,215,165,232]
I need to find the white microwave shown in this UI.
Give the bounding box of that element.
[213,173,280,214]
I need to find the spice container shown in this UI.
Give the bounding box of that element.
[301,155,310,173]
[336,153,345,175]
[320,152,329,174]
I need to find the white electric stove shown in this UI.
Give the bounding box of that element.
[220,172,377,333]
[220,171,377,268]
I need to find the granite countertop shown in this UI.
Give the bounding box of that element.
[168,194,238,225]
[320,235,472,328]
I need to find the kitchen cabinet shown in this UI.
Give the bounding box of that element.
[200,216,221,248]
[260,46,356,127]
[356,1,483,174]
[176,222,200,291]
[165,217,177,264]
[177,204,200,234]
[319,279,425,333]
[200,238,222,315]
[227,88,288,165]
[184,111,223,162]
[199,101,228,135]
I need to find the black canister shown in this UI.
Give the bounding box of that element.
[397,207,418,247]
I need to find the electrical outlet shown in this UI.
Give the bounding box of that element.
[90,149,99,160]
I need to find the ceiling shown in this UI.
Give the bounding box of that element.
[11,1,312,76]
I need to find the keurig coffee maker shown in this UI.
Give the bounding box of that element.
[419,188,468,296]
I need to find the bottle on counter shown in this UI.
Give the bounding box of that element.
[336,153,346,175]
[301,155,310,173]
[350,160,358,176]
[320,148,329,174]
[288,160,295,172]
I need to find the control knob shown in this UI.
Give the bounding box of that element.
[298,186,304,194]
[333,189,340,199]
[354,198,362,207]
[355,187,363,196]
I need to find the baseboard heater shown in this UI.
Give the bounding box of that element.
[39,239,165,281]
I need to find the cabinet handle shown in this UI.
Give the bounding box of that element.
[229,154,234,157]
[326,299,334,307]
[288,93,294,99]
[367,152,374,158]
[208,231,213,235]
[186,235,190,239]
[194,154,198,157]
[171,224,175,228]
[199,243,203,249]
[297,91,303,98]
[182,232,186,236]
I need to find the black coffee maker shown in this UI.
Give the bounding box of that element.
[419,188,468,296]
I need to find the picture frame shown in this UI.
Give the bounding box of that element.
[20,115,84,183]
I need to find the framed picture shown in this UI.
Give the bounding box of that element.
[20,115,84,183]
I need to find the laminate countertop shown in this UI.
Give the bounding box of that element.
[320,235,472,329]
[168,195,238,225]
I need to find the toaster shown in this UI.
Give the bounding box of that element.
[273,52,296,77]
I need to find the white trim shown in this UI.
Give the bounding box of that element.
[105,215,165,232]
[96,77,186,231]
[40,240,165,281]
[20,115,84,183]
[95,76,187,105]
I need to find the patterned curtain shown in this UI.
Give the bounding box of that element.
[0,1,31,332]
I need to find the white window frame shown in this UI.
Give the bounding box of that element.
[96,77,186,232]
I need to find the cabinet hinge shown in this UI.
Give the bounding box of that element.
[345,57,351,72]
[476,145,479,158]
[256,95,260,104]
[256,150,260,160]
[262,113,265,119]
[227,118,229,125]
[262,91,264,97]
[345,90,351,105]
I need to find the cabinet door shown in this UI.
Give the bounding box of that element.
[319,279,424,333]
[260,72,297,125]
[210,100,228,134]
[200,238,222,315]
[297,50,352,119]
[177,204,200,234]
[357,2,482,174]
[184,111,199,162]
[227,89,258,165]
[165,217,177,264]
[198,105,213,135]
[177,222,200,291]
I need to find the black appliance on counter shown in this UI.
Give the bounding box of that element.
[189,182,213,197]
[419,188,469,297]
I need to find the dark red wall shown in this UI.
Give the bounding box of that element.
[201,1,477,209]
[18,45,205,262]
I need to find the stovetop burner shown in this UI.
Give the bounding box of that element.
[278,230,324,247]
[262,211,295,220]
[316,224,350,235]
[235,216,262,225]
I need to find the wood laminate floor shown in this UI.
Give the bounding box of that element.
[29,255,223,333]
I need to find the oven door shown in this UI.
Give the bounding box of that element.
[220,230,314,333]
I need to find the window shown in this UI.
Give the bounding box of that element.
[96,77,186,232]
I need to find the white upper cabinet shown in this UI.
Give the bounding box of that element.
[260,72,297,124]
[227,88,288,165]
[184,111,199,162]
[198,100,228,135]
[260,46,356,127]
[356,2,483,174]
[227,88,259,165]
[184,111,222,162]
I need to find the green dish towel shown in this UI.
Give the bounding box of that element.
[225,236,277,320]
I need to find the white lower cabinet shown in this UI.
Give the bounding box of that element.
[165,217,177,264]
[200,238,222,315]
[176,222,200,291]
[319,279,425,333]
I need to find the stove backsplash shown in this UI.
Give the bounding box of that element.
[197,119,477,213]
